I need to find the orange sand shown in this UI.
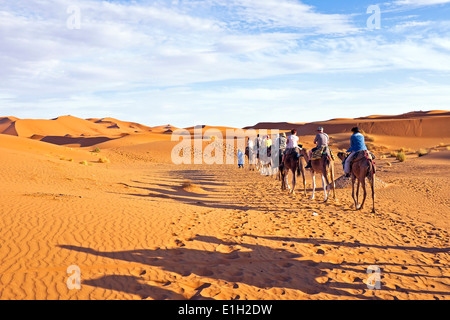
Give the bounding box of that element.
[0,111,449,300]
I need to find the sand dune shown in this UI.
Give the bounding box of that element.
[151,124,180,134]
[2,115,156,140]
[246,110,450,138]
[2,116,107,138]
[415,150,450,165]
[0,117,18,133]
[0,111,448,300]
[358,110,450,120]
[87,117,153,133]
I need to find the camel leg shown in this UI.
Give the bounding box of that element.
[360,176,367,210]
[310,172,316,200]
[321,174,328,202]
[301,168,307,197]
[291,169,296,195]
[298,159,307,196]
[351,176,357,210]
[285,171,291,193]
[273,166,278,178]
[370,174,376,213]
[355,179,361,210]
[330,165,336,200]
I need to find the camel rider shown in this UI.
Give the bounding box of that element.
[276,133,287,166]
[344,127,368,177]
[247,136,254,150]
[266,135,272,148]
[278,133,287,151]
[282,129,300,162]
[247,137,255,165]
[305,127,329,169]
[255,134,262,153]
[252,134,259,160]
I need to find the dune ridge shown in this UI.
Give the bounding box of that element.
[246,110,450,138]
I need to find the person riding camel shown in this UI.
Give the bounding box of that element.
[266,135,272,148]
[344,127,368,178]
[278,133,287,152]
[275,133,287,167]
[254,134,261,162]
[305,127,329,169]
[255,134,261,151]
[282,129,300,163]
[246,136,255,167]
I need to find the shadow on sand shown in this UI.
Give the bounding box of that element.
[58,234,449,300]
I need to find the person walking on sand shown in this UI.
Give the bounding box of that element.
[305,127,329,169]
[344,127,368,177]
[237,149,244,168]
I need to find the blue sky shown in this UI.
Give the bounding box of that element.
[0,0,449,128]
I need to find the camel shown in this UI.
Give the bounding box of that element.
[306,147,336,202]
[245,146,257,171]
[280,148,308,195]
[338,151,376,213]
[259,146,273,176]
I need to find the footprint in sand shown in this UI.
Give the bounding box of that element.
[131,268,147,277]
[171,239,185,248]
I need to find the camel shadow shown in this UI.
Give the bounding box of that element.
[250,235,450,254]
[83,275,186,300]
[245,235,450,292]
[59,235,378,300]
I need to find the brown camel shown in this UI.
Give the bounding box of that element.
[338,151,376,213]
[280,148,307,195]
[306,148,336,202]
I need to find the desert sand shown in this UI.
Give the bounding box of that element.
[0,111,449,300]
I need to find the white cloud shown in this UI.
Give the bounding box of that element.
[227,0,357,34]
[394,0,450,6]
[0,0,449,126]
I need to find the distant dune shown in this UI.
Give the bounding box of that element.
[151,124,180,133]
[2,116,108,138]
[0,116,180,147]
[0,116,18,133]
[87,117,154,133]
[1,111,449,151]
[245,110,450,138]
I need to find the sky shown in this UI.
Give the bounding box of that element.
[0,0,449,128]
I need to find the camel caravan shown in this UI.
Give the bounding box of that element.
[245,126,376,213]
